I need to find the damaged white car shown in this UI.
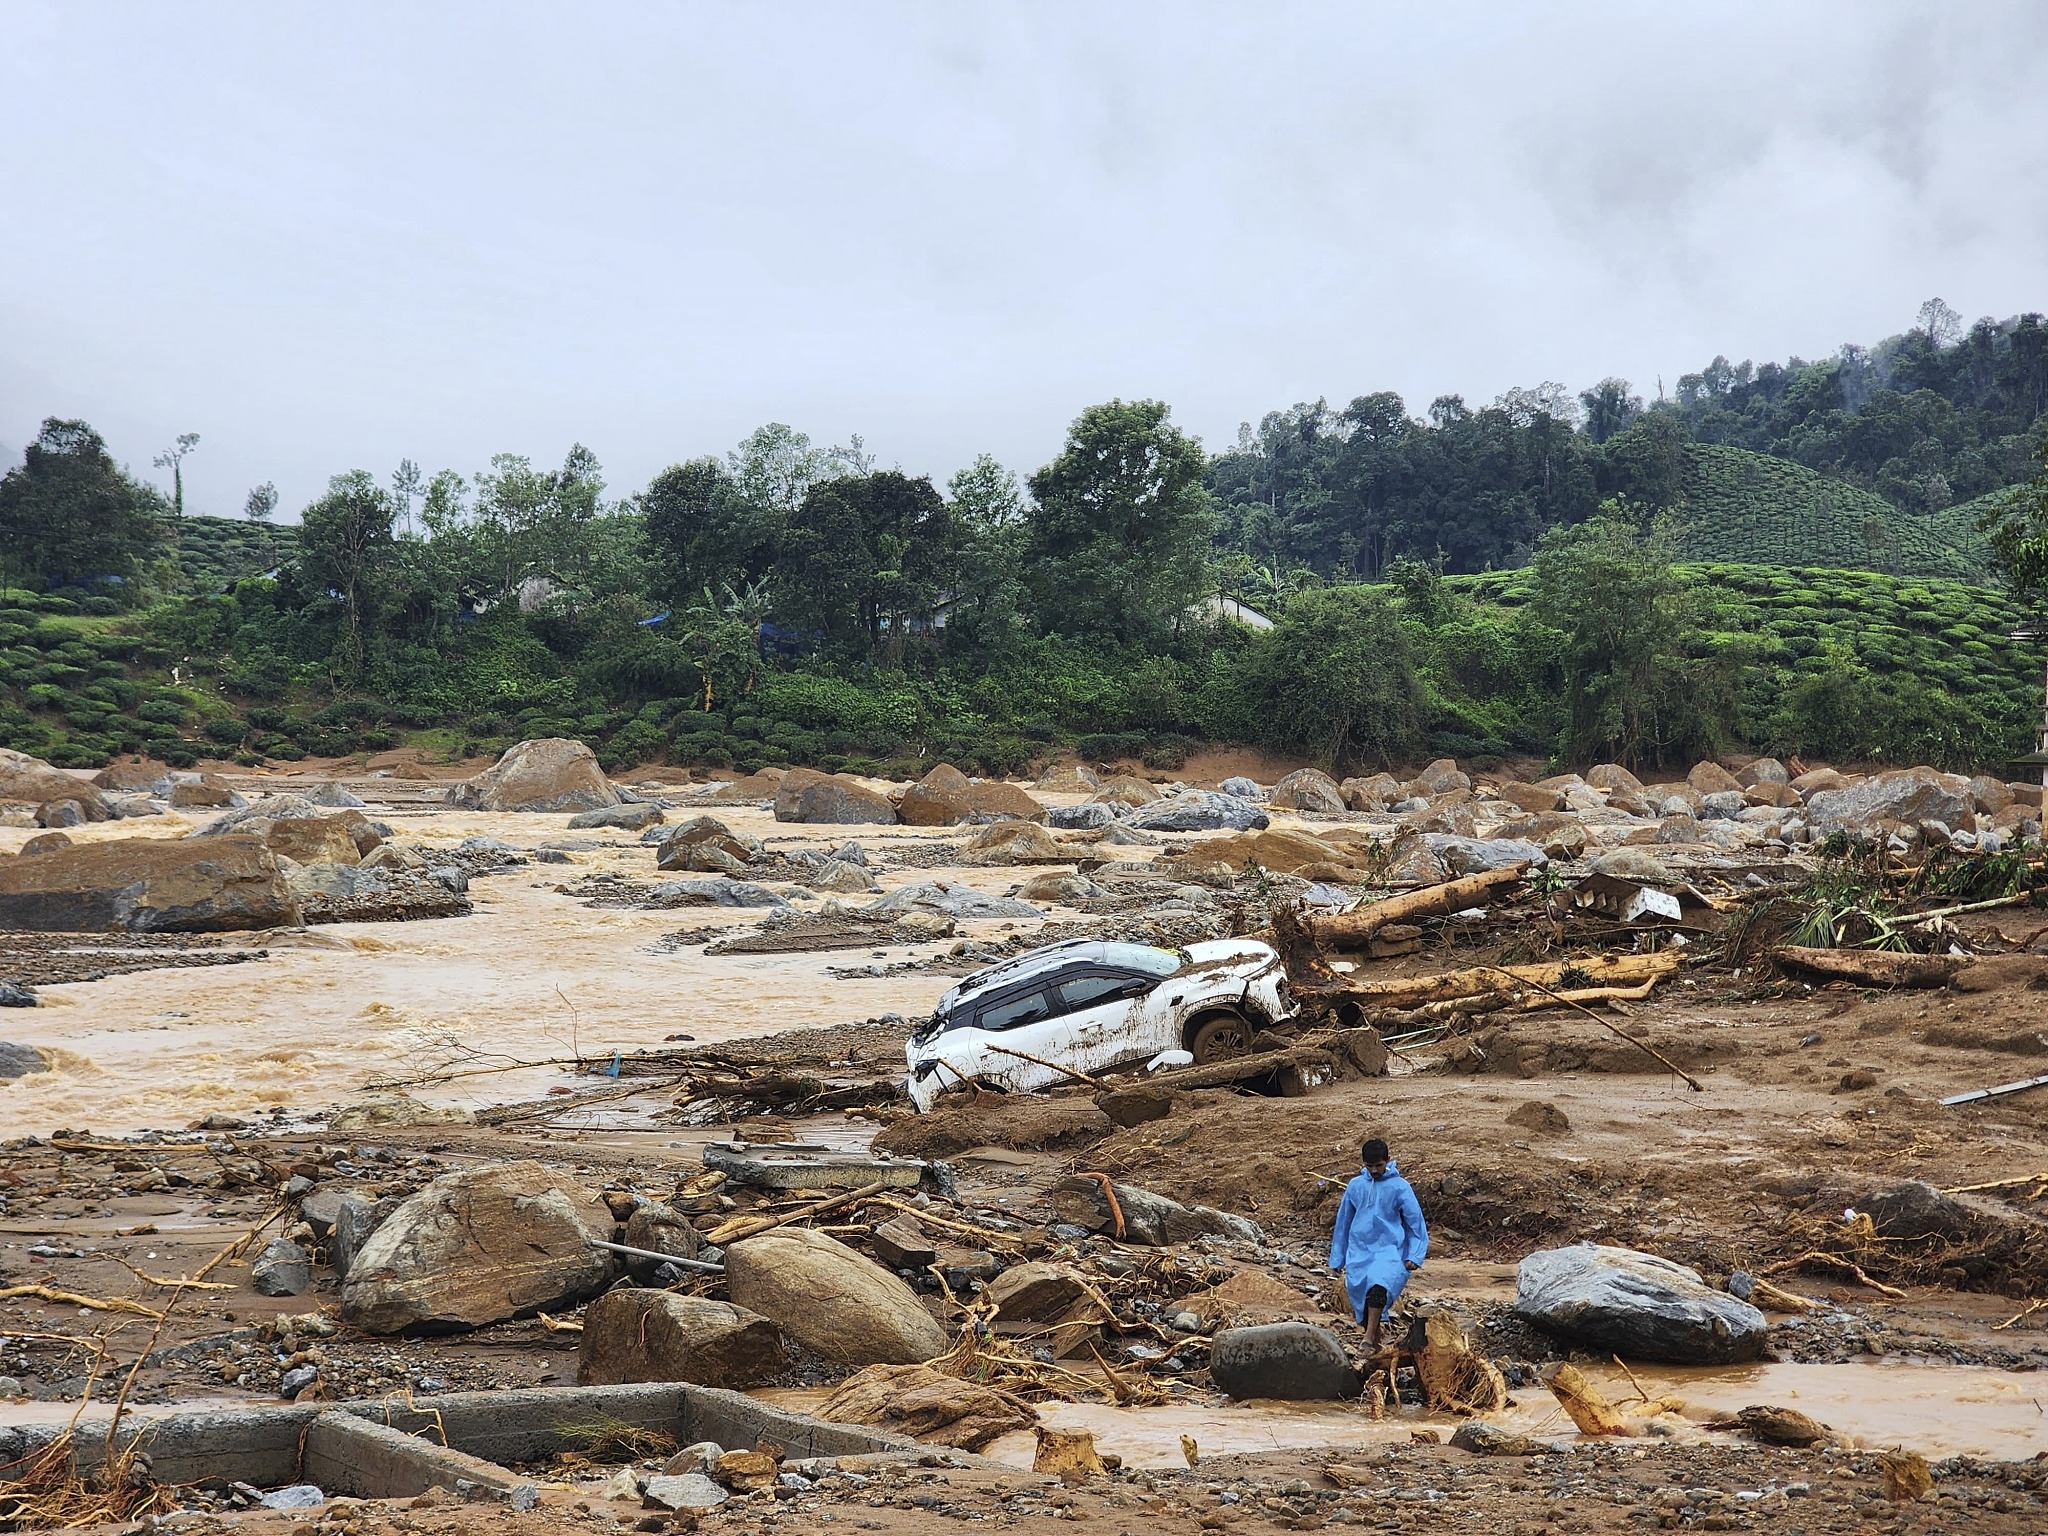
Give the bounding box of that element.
[903,938,1293,1111]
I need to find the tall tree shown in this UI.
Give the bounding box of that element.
[0,418,167,595]
[775,471,962,657]
[153,432,200,518]
[299,471,397,678]
[244,482,279,521]
[1024,400,1216,646]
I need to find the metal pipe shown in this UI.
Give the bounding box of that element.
[588,1237,725,1274]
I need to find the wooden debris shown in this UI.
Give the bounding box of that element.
[703,1178,895,1247]
[1880,1449,1933,1501]
[1310,865,1527,949]
[1309,951,1679,1013]
[1033,1425,1107,1481]
[0,1284,164,1320]
[1544,1362,1632,1436]
[1408,1313,1509,1415]
[1748,1277,1821,1314]
[1772,947,1966,989]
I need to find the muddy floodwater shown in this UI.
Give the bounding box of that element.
[0,797,1039,1138]
[763,1356,2048,1466]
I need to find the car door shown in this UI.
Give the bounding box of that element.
[1038,968,1161,1077]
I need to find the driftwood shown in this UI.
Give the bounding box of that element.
[702,1178,895,1247]
[1545,1362,1632,1436]
[1307,950,1680,1013]
[1772,947,1966,989]
[1135,1045,1336,1094]
[1309,865,1527,949]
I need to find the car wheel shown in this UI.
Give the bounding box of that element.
[1186,1009,1253,1065]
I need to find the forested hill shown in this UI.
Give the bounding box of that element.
[1208,303,2048,581]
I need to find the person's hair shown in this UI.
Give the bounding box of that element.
[1361,1137,1389,1165]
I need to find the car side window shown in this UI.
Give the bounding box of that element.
[1054,972,1143,1012]
[976,989,1052,1033]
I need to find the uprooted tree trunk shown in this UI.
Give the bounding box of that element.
[1303,951,1681,1016]
[1307,865,1528,951]
[1771,947,1967,989]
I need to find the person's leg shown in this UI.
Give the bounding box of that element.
[1362,1284,1390,1350]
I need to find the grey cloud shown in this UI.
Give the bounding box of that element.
[1,1,2043,520]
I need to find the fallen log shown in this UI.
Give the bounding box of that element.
[1305,950,1680,1013]
[1138,1045,1339,1094]
[1309,865,1527,949]
[1772,947,1966,989]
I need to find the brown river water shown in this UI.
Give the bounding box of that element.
[767,1356,2048,1465]
[0,797,1045,1139]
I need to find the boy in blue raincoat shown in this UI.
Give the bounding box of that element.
[1328,1136,1428,1350]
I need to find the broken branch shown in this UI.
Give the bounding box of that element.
[703,1178,895,1247]
[1310,865,1527,949]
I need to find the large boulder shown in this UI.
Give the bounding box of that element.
[1268,769,1346,814]
[195,797,366,864]
[1126,790,1269,833]
[0,749,109,821]
[1584,763,1645,796]
[864,882,1040,920]
[1737,757,1790,789]
[339,1161,616,1334]
[774,768,898,825]
[577,1291,785,1388]
[722,1226,949,1366]
[1804,769,1972,838]
[0,835,297,932]
[1513,1243,1766,1364]
[1422,834,1545,874]
[1210,1323,1361,1400]
[1035,763,1101,794]
[1687,760,1742,796]
[92,757,173,794]
[567,802,665,831]
[897,765,973,826]
[1090,776,1161,808]
[1046,801,1122,830]
[655,816,762,873]
[1410,758,1471,797]
[167,776,241,810]
[449,739,621,813]
[818,1363,1037,1451]
[288,862,472,923]
[1340,772,1404,812]
[965,781,1045,823]
[959,820,1068,865]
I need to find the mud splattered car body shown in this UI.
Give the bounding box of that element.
[903,938,1292,1111]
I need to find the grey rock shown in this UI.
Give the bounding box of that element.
[0,983,38,1008]
[1450,1421,1541,1455]
[34,798,88,829]
[1045,801,1123,829]
[1514,1243,1767,1364]
[1700,791,1747,820]
[1589,847,1672,882]
[1098,823,1160,846]
[864,881,1041,920]
[568,802,665,830]
[456,836,519,858]
[0,1041,48,1077]
[1210,1322,1361,1400]
[534,848,574,864]
[1219,776,1264,800]
[652,878,790,908]
[259,1485,325,1510]
[1422,835,1547,874]
[1805,771,1973,839]
[251,1238,313,1297]
[427,865,468,895]
[641,1474,728,1511]
[1127,791,1270,833]
[331,1195,392,1279]
[301,783,367,809]
[278,1365,319,1399]
[0,1376,22,1397]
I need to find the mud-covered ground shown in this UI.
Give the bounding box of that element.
[5,758,2048,1530]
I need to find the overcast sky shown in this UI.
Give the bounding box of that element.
[4,2,2046,519]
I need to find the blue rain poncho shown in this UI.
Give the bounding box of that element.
[1328,1160,1429,1320]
